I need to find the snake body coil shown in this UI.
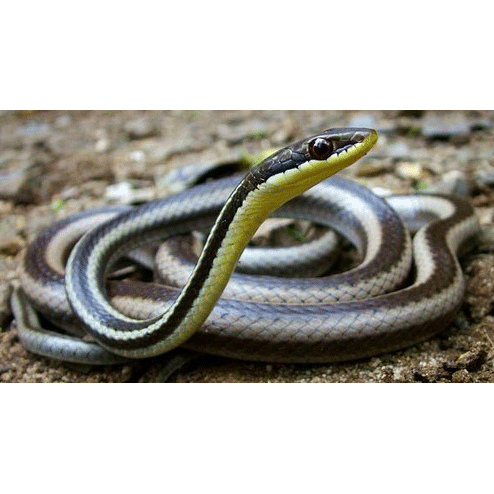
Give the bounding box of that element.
[14,128,479,364]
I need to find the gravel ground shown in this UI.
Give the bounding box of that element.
[1,110,494,382]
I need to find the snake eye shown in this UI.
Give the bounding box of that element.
[308,138,334,160]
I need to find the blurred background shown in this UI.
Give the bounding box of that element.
[2,110,493,207]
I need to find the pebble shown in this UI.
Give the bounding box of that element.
[105,182,155,204]
[422,114,471,141]
[0,200,13,214]
[395,162,424,180]
[0,216,25,256]
[94,128,111,153]
[55,114,72,128]
[17,120,51,138]
[123,117,158,140]
[0,160,34,203]
[474,169,494,188]
[105,182,133,202]
[130,150,146,162]
[0,236,24,256]
[451,369,470,383]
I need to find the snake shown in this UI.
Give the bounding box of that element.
[12,127,480,365]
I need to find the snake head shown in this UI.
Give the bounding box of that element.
[305,128,378,162]
[252,127,378,206]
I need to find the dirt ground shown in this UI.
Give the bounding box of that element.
[1,110,494,383]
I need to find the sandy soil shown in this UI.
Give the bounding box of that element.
[1,110,493,382]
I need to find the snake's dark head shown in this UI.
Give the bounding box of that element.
[303,127,378,163]
[252,128,377,206]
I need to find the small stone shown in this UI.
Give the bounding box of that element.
[0,161,33,203]
[0,217,25,255]
[124,117,158,140]
[451,369,470,383]
[106,182,155,204]
[474,169,494,188]
[17,120,51,138]
[94,128,110,153]
[130,150,146,162]
[0,200,13,214]
[0,237,24,256]
[395,162,424,180]
[422,114,471,141]
[106,182,133,202]
[55,114,72,128]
